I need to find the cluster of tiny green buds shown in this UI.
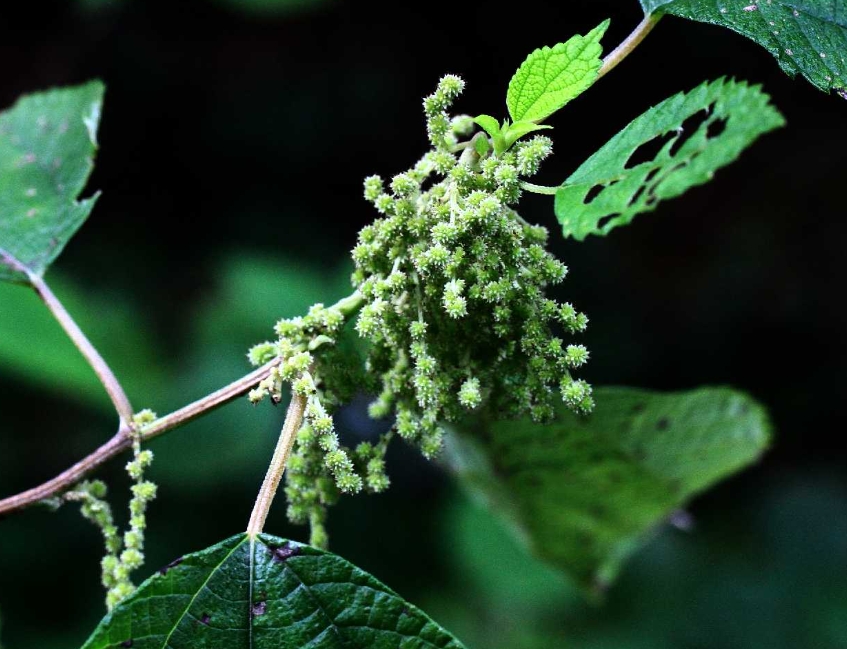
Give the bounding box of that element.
[66,480,121,589]
[424,75,465,151]
[106,411,159,609]
[68,408,160,610]
[249,75,592,547]
[458,377,482,410]
[355,74,592,439]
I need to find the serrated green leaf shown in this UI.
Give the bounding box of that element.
[641,0,847,96]
[502,121,553,150]
[473,114,500,139]
[555,78,783,240]
[0,81,103,284]
[506,20,610,123]
[83,533,466,648]
[444,386,771,590]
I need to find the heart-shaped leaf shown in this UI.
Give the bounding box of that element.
[83,533,466,648]
[555,78,784,240]
[642,0,847,97]
[0,81,103,284]
[444,386,771,591]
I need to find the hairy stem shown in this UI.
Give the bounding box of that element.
[521,182,560,196]
[0,359,281,516]
[246,391,307,538]
[0,248,134,425]
[598,14,662,80]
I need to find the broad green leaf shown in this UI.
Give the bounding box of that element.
[555,78,783,240]
[506,20,610,123]
[0,81,103,283]
[444,386,771,590]
[83,533,466,648]
[501,121,553,150]
[641,0,847,96]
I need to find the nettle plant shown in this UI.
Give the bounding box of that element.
[0,1,843,646]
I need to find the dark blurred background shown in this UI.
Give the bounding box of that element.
[1,0,846,647]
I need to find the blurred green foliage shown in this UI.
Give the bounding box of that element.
[0,277,168,410]
[2,0,847,645]
[2,253,846,648]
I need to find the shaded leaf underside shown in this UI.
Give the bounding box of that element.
[0,81,103,283]
[445,387,771,590]
[642,0,847,94]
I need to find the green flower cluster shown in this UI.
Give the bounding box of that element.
[248,75,591,546]
[68,409,157,610]
[248,293,391,547]
[354,75,593,444]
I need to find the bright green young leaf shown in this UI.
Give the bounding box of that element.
[555,78,783,240]
[473,114,505,154]
[0,81,103,283]
[444,386,771,590]
[473,135,491,157]
[641,0,847,96]
[83,533,466,648]
[506,20,610,123]
[473,114,501,139]
[501,121,553,150]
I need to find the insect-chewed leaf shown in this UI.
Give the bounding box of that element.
[0,81,103,284]
[641,0,847,96]
[555,78,784,240]
[82,533,466,649]
[444,386,771,591]
[506,20,610,124]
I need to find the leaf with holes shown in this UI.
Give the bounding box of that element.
[444,387,771,591]
[555,78,783,240]
[82,533,466,649]
[506,20,610,124]
[641,0,847,96]
[0,81,103,284]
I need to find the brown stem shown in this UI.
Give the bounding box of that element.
[0,247,134,426]
[246,391,307,538]
[597,14,662,80]
[0,358,281,516]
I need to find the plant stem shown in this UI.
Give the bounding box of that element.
[0,358,281,517]
[138,359,281,443]
[597,14,662,80]
[246,391,307,538]
[521,182,560,196]
[0,248,134,425]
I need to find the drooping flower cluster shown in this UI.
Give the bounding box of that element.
[247,293,390,546]
[353,75,593,446]
[248,75,591,546]
[68,408,158,610]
